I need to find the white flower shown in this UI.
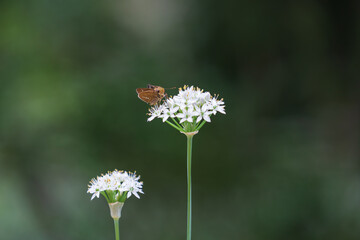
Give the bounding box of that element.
[122,172,144,199]
[88,178,103,200]
[166,98,177,109]
[147,105,164,122]
[209,98,226,115]
[87,170,144,201]
[112,170,129,182]
[145,85,225,128]
[177,107,195,123]
[193,105,211,123]
[161,106,179,122]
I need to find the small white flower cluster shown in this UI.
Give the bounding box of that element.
[87,170,144,200]
[147,86,226,124]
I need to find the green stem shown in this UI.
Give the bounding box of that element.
[166,120,184,131]
[114,218,120,240]
[195,120,206,131]
[171,117,183,129]
[186,135,193,240]
[101,191,110,203]
[194,120,202,129]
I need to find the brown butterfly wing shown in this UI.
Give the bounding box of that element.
[136,88,151,94]
[137,89,160,105]
[149,96,161,105]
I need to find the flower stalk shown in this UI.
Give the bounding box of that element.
[114,218,120,240]
[186,134,193,240]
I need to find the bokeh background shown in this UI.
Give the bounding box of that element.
[1,0,359,239]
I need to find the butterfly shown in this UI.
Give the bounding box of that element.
[136,84,167,106]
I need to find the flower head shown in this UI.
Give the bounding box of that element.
[87,170,144,202]
[146,86,225,133]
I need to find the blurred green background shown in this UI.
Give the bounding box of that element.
[0,0,359,239]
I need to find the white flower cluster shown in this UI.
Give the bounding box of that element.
[87,170,144,200]
[147,86,226,123]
